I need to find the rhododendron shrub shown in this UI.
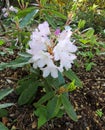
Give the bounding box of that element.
[0,20,81,128]
[27,21,77,78]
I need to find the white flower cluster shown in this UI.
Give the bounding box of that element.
[2,6,18,17]
[27,21,77,78]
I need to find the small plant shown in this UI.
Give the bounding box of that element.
[73,20,103,71]
[96,109,103,118]
[85,62,96,71]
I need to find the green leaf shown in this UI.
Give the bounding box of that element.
[45,71,65,89]
[18,81,40,105]
[61,94,78,121]
[40,0,47,6]
[16,73,39,95]
[67,80,77,92]
[34,92,55,107]
[17,7,36,18]
[45,14,56,29]
[0,40,5,46]
[19,9,39,28]
[5,48,14,55]
[85,28,94,38]
[96,109,103,118]
[53,96,62,117]
[0,56,30,70]
[0,88,13,100]
[0,103,14,109]
[64,69,82,87]
[7,57,30,68]
[71,3,77,12]
[34,96,62,128]
[34,106,48,128]
[0,122,8,130]
[0,63,7,71]
[85,62,96,71]
[47,96,61,118]
[78,19,86,29]
[50,10,67,20]
[16,78,34,95]
[18,52,32,58]
[0,51,6,56]
[79,39,90,44]
[0,109,8,118]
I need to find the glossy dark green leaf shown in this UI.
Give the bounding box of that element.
[16,73,40,95]
[17,7,36,18]
[64,69,82,87]
[0,109,8,118]
[18,52,32,58]
[19,9,39,28]
[0,88,13,100]
[44,14,56,29]
[34,92,55,107]
[34,106,48,128]
[7,57,30,68]
[0,56,30,70]
[0,103,14,109]
[45,71,65,89]
[16,78,34,95]
[47,96,61,118]
[18,81,40,105]
[0,122,8,130]
[61,94,78,121]
[50,10,67,20]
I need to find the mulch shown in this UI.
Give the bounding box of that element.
[0,44,105,130]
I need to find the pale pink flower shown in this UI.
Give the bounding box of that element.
[53,40,77,71]
[9,6,18,13]
[3,12,9,17]
[38,21,51,36]
[58,29,72,42]
[27,21,77,78]
[41,62,58,78]
[2,8,7,13]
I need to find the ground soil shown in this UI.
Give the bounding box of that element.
[0,43,105,130]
